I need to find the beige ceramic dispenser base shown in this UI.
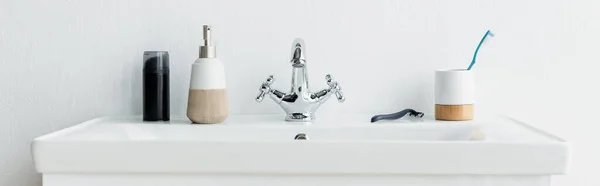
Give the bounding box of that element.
[187,89,229,124]
[435,104,473,121]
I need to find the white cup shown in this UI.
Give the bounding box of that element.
[434,69,474,120]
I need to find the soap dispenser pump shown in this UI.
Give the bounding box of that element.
[187,25,229,124]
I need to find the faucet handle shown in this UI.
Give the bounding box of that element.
[325,74,345,102]
[256,75,275,102]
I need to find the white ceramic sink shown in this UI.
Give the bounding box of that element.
[31,114,569,186]
[40,116,474,142]
[32,114,568,174]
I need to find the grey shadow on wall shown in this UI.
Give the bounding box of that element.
[130,56,143,115]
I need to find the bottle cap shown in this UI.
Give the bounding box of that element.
[143,51,170,73]
[200,25,216,58]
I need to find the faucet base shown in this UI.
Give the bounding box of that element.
[285,113,315,122]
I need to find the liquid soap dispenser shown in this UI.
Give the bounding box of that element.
[187,25,229,124]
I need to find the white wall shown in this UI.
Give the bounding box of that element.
[1,0,598,185]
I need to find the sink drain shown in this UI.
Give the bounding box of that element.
[294,133,307,140]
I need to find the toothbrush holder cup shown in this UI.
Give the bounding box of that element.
[434,69,474,121]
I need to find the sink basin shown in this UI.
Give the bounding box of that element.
[44,115,475,142]
[31,114,569,186]
[32,114,567,175]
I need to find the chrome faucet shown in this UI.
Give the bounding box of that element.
[256,38,345,121]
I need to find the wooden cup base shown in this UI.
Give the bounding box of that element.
[435,104,474,121]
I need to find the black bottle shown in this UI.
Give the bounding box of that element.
[143,51,170,121]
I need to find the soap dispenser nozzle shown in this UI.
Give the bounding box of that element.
[200,25,216,58]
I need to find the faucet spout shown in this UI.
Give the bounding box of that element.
[290,38,306,67]
[290,38,309,94]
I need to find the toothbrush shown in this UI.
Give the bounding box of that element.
[467,30,495,70]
